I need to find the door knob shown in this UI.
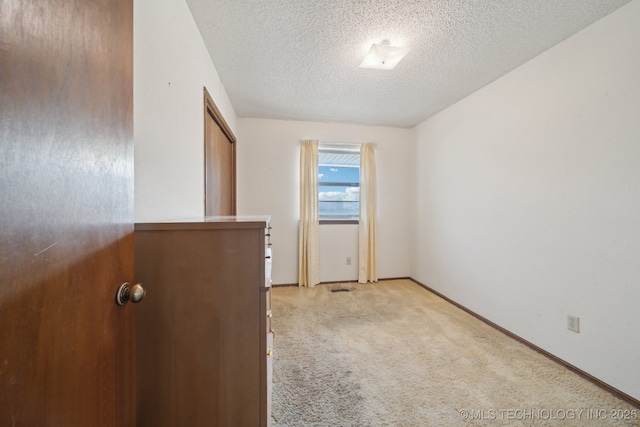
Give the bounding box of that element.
[116,282,146,306]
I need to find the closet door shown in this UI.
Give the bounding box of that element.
[204,89,236,216]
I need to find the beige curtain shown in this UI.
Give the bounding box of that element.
[358,143,377,283]
[298,140,320,287]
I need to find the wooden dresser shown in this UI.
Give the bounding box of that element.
[134,217,273,426]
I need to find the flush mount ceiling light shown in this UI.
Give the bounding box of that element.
[359,39,410,70]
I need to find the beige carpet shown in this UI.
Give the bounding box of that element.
[270,279,638,426]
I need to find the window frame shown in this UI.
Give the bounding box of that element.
[317,144,361,225]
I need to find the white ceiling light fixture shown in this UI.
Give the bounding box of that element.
[359,39,411,70]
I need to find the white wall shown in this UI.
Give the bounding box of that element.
[237,118,413,285]
[134,0,237,221]
[411,0,640,400]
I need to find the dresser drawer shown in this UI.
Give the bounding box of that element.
[265,225,272,288]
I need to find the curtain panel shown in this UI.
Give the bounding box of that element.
[358,142,378,283]
[298,140,320,287]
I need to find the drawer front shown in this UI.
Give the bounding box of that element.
[266,287,272,332]
[265,225,272,288]
[266,331,274,426]
[265,249,272,288]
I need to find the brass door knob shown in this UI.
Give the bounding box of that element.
[130,284,146,303]
[116,282,146,306]
[267,349,272,357]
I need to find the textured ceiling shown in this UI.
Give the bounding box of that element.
[185,0,631,128]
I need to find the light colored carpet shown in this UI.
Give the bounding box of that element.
[270,279,638,426]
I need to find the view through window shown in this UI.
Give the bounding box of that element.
[318,145,360,221]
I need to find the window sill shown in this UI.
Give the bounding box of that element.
[319,219,359,225]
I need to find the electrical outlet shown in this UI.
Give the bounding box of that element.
[346,257,351,266]
[567,315,580,333]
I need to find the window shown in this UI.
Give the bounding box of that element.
[318,145,360,223]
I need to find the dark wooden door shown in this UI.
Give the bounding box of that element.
[0,0,135,425]
[204,89,236,216]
